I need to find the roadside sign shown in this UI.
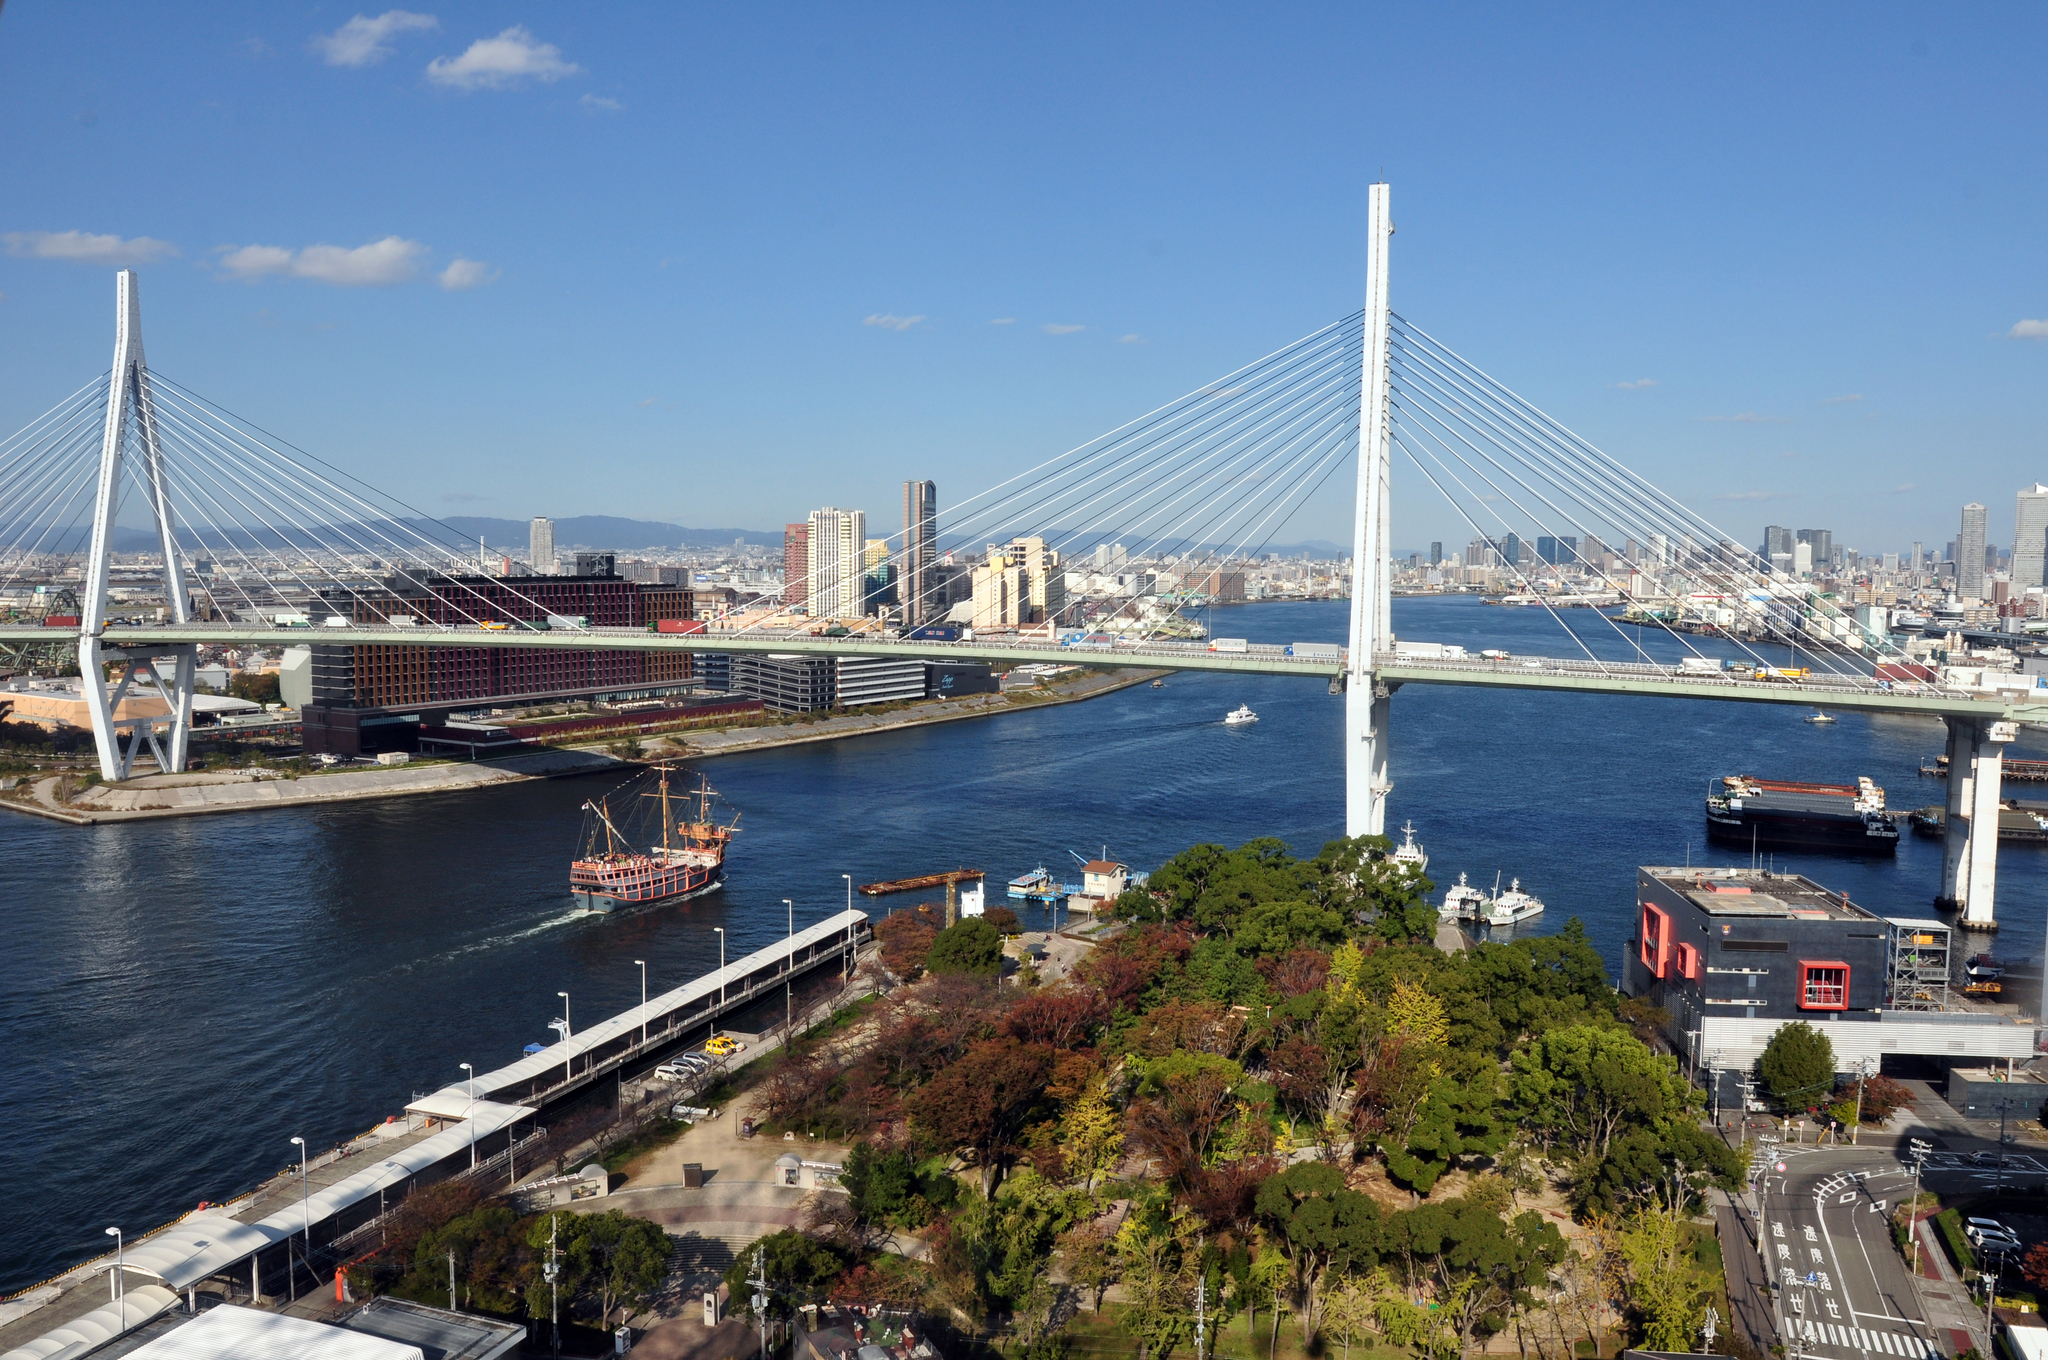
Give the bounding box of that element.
[1777,1162,1787,1172]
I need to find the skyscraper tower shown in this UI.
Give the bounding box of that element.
[902,480,936,626]
[529,517,555,575]
[1958,503,1988,600]
[2014,485,2048,591]
[806,507,867,618]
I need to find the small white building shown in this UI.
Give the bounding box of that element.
[1082,860,1129,901]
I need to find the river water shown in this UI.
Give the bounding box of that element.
[5,595,2046,1291]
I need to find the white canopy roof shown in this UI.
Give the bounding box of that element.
[121,1101,531,1292]
[0,1285,178,1360]
[409,909,864,1114]
[122,1305,423,1360]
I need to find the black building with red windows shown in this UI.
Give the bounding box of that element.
[1622,865,1890,1040]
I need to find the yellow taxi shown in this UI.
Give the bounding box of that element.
[704,1034,742,1057]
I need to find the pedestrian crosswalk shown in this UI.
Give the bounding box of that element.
[1793,1319,1940,1358]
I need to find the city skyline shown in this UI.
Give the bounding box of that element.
[1,6,2044,554]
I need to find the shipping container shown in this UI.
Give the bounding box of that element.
[655,618,706,635]
[906,624,961,642]
[41,614,80,627]
[544,614,589,630]
[1208,637,1249,653]
[1286,642,1342,659]
[1875,662,1937,682]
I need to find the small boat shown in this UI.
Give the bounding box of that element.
[1392,821,1428,876]
[1966,953,2006,981]
[1805,710,1837,725]
[1481,875,1545,926]
[1440,872,1486,921]
[1007,866,1064,904]
[1151,679,1164,689]
[1223,704,1259,726]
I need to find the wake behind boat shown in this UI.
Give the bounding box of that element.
[570,765,738,912]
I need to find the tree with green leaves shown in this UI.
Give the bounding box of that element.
[1614,1209,1704,1351]
[926,917,1004,975]
[1254,1162,1385,1347]
[724,1228,846,1322]
[560,1211,672,1330]
[909,1036,1057,1196]
[1575,1119,1744,1218]
[1759,1021,1836,1108]
[1385,1196,1568,1357]
[1508,1023,1690,1161]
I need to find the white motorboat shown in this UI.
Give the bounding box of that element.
[1804,710,1837,725]
[1223,704,1259,726]
[1482,876,1545,926]
[1392,821,1428,876]
[1440,872,1486,921]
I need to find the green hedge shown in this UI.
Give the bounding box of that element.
[1935,1208,1977,1275]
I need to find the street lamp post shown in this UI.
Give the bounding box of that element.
[289,1136,309,1303]
[713,927,726,1007]
[461,1062,476,1169]
[783,899,795,1042]
[841,874,854,981]
[104,1227,123,1326]
[635,959,647,1048]
[558,992,572,1083]
[1907,1139,1931,1275]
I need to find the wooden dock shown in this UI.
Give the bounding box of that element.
[858,868,984,897]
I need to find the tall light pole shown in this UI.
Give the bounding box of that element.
[289,1135,308,1303]
[783,899,795,1041]
[1908,1139,1931,1275]
[634,959,647,1048]
[713,926,727,1007]
[841,874,854,981]
[104,1226,123,1325]
[558,991,572,1083]
[460,1063,476,1169]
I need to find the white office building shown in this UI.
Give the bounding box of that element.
[2015,485,2048,591]
[806,507,867,619]
[529,517,555,575]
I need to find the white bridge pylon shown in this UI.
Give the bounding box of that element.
[79,270,197,781]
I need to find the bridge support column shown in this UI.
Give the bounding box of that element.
[1937,716,2015,928]
[1345,181,1394,839]
[1937,718,1973,911]
[77,269,195,782]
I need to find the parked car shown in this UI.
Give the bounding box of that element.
[654,1061,697,1081]
[704,1034,742,1057]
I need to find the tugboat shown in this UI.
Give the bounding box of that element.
[1392,821,1428,876]
[1440,872,1486,921]
[1223,703,1259,726]
[569,766,738,911]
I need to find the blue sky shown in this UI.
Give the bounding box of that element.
[0,3,2042,555]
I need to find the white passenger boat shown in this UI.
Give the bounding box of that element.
[1440,872,1486,921]
[1482,876,1545,926]
[1223,704,1259,726]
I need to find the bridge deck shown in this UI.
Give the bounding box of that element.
[1,623,2026,720]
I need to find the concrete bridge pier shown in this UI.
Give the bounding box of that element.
[1937,716,2017,929]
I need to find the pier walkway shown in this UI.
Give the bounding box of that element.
[0,910,868,1360]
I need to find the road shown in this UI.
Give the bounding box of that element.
[1754,1145,1944,1360]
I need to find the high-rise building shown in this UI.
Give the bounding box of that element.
[529,517,555,575]
[1763,525,1794,562]
[1535,535,1578,566]
[782,523,809,609]
[902,480,937,626]
[1793,542,1813,576]
[1429,542,1443,565]
[2015,485,2048,590]
[1958,503,1988,599]
[806,507,867,618]
[1796,529,1832,570]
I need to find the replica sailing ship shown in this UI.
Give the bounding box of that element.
[569,765,738,911]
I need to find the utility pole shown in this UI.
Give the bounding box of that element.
[1907,1139,1932,1275]
[749,1245,771,1360]
[544,1215,561,1357]
[448,1249,457,1312]
[1195,1270,1207,1360]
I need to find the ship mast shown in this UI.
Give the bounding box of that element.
[659,764,673,856]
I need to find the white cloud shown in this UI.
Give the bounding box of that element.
[1824,393,1864,403]
[437,257,499,290]
[2011,319,2048,339]
[1889,482,1918,494]
[1042,323,1085,335]
[1117,334,1147,345]
[863,314,924,331]
[988,317,1015,326]
[1696,412,1789,424]
[1713,490,1782,502]
[1613,377,1658,390]
[218,236,427,286]
[313,11,438,67]
[426,26,581,90]
[4,230,179,265]
[580,94,623,112]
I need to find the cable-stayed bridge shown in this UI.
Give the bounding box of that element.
[0,184,2036,925]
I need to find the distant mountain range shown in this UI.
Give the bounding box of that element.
[438,516,781,552]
